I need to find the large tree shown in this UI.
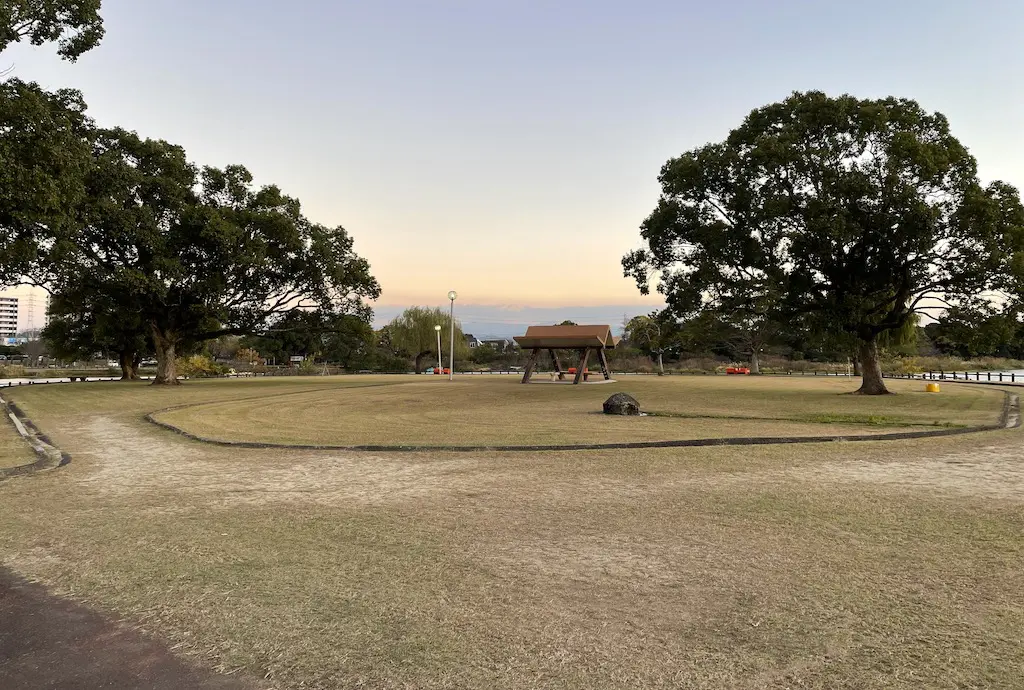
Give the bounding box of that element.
[623,312,675,374]
[40,128,380,384]
[0,0,104,61]
[43,280,151,379]
[0,78,91,285]
[625,91,1024,394]
[386,306,467,373]
[243,310,376,369]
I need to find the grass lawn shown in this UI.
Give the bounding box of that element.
[0,411,35,470]
[1,376,1022,688]
[139,375,1008,447]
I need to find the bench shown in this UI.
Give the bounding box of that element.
[549,368,590,381]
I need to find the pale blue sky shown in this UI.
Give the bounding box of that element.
[4,0,1023,314]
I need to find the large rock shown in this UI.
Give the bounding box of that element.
[603,393,640,416]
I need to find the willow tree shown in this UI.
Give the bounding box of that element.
[625,91,1024,394]
[387,306,467,373]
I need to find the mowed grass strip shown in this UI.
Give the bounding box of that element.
[147,376,1006,447]
[3,377,407,449]
[0,412,35,470]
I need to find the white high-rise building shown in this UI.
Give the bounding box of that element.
[0,296,17,339]
[0,286,48,336]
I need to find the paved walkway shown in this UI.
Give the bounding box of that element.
[0,568,256,689]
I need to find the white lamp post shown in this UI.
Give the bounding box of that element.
[447,290,457,381]
[434,324,442,374]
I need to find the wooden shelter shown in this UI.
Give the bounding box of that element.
[514,325,620,384]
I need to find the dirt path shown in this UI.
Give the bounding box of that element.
[0,567,259,689]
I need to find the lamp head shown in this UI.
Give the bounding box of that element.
[434,325,441,332]
[448,290,457,301]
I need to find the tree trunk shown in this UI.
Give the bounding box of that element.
[152,326,181,385]
[414,350,432,374]
[749,351,760,375]
[657,351,664,376]
[852,356,862,377]
[118,350,140,380]
[855,338,890,395]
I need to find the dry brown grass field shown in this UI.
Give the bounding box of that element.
[0,411,36,469]
[1,375,1022,689]
[148,375,1004,447]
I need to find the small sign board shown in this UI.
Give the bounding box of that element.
[289,356,304,363]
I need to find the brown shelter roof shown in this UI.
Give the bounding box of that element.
[514,325,619,349]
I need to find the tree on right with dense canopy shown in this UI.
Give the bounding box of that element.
[624,91,1024,394]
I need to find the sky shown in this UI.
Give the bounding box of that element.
[0,285,48,333]
[4,0,1024,332]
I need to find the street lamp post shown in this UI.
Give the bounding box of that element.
[447,290,457,381]
[434,324,442,374]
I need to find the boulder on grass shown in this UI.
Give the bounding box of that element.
[603,393,640,416]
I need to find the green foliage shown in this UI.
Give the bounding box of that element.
[623,314,663,354]
[626,90,1024,393]
[469,343,500,364]
[0,0,104,61]
[926,306,1024,359]
[0,79,92,285]
[244,310,376,368]
[175,354,227,378]
[206,336,242,362]
[43,280,152,378]
[386,306,468,373]
[19,126,380,384]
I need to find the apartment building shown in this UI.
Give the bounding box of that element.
[0,296,17,338]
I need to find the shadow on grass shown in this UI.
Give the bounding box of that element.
[0,567,256,689]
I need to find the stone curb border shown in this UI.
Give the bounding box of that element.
[144,389,1020,454]
[0,394,71,480]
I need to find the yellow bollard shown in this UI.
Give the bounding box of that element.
[926,382,940,393]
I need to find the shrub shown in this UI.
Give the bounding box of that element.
[881,356,924,375]
[0,363,26,379]
[176,355,228,378]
